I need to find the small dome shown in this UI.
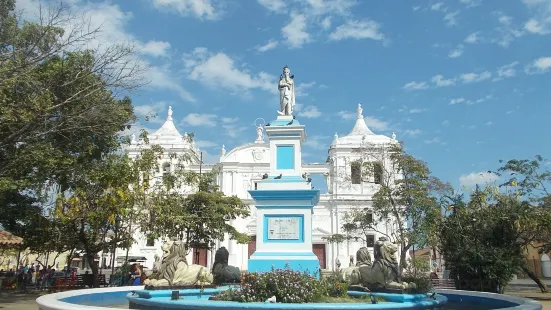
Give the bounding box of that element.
[332,104,393,147]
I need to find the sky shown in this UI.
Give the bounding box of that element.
[15,0,551,192]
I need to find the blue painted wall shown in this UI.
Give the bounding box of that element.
[263,214,304,243]
[276,145,294,170]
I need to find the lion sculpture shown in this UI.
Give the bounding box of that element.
[358,237,416,291]
[339,247,372,285]
[144,240,213,287]
[211,247,241,285]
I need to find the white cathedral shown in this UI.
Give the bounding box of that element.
[102,69,405,272]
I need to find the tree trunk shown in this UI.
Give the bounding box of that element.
[521,265,549,293]
[86,253,100,288]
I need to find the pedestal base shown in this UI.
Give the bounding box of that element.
[248,252,320,278]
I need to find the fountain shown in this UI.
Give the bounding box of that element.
[36,66,543,310]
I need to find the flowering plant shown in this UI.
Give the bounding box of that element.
[212,264,352,303]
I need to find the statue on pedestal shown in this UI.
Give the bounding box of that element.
[277,65,295,116]
[211,247,241,285]
[339,247,372,285]
[144,240,213,288]
[358,237,416,292]
[341,238,416,293]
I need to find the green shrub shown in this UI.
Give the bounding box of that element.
[401,275,433,294]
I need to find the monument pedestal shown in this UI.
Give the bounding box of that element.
[248,115,321,277]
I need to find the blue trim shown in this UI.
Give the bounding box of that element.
[256,205,314,209]
[247,257,320,278]
[249,189,320,205]
[250,252,317,257]
[268,119,302,126]
[263,214,304,243]
[276,145,294,170]
[260,176,305,183]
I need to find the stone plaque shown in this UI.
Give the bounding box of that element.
[267,217,300,240]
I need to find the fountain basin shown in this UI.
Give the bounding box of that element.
[127,287,446,309]
[36,286,542,310]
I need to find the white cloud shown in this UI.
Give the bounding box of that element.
[409,108,427,114]
[336,111,388,131]
[256,40,278,52]
[294,81,317,97]
[522,0,551,35]
[403,129,422,137]
[220,117,247,138]
[464,32,480,44]
[147,66,195,102]
[430,3,445,11]
[493,61,519,81]
[449,98,465,105]
[257,0,286,13]
[444,11,460,26]
[134,101,169,123]
[525,56,551,74]
[365,116,389,131]
[298,105,322,118]
[282,13,311,48]
[449,95,493,105]
[448,45,464,58]
[337,111,355,120]
[459,71,492,83]
[424,137,442,144]
[459,171,500,188]
[403,81,429,90]
[182,113,217,127]
[183,47,276,94]
[304,135,329,150]
[460,0,482,8]
[141,40,171,58]
[492,12,525,47]
[195,140,218,149]
[329,20,384,41]
[431,74,456,87]
[321,17,332,30]
[151,0,218,20]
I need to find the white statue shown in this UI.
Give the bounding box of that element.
[277,65,295,116]
[392,132,396,141]
[256,125,264,142]
[167,106,173,121]
[220,144,226,156]
[357,103,363,119]
[131,133,136,144]
[144,240,213,287]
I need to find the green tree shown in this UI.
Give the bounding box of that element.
[0,0,146,271]
[54,149,159,287]
[493,155,551,292]
[0,0,144,195]
[142,152,251,255]
[329,142,451,275]
[439,186,528,293]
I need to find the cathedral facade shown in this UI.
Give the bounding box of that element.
[105,103,405,272]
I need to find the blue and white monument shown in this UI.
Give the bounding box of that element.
[247,65,321,277]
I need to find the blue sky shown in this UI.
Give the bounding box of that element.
[18,0,551,191]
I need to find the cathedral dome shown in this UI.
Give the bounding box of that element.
[127,106,200,159]
[331,104,394,148]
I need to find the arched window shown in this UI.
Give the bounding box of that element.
[351,161,362,184]
[373,163,383,184]
[162,163,171,180]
